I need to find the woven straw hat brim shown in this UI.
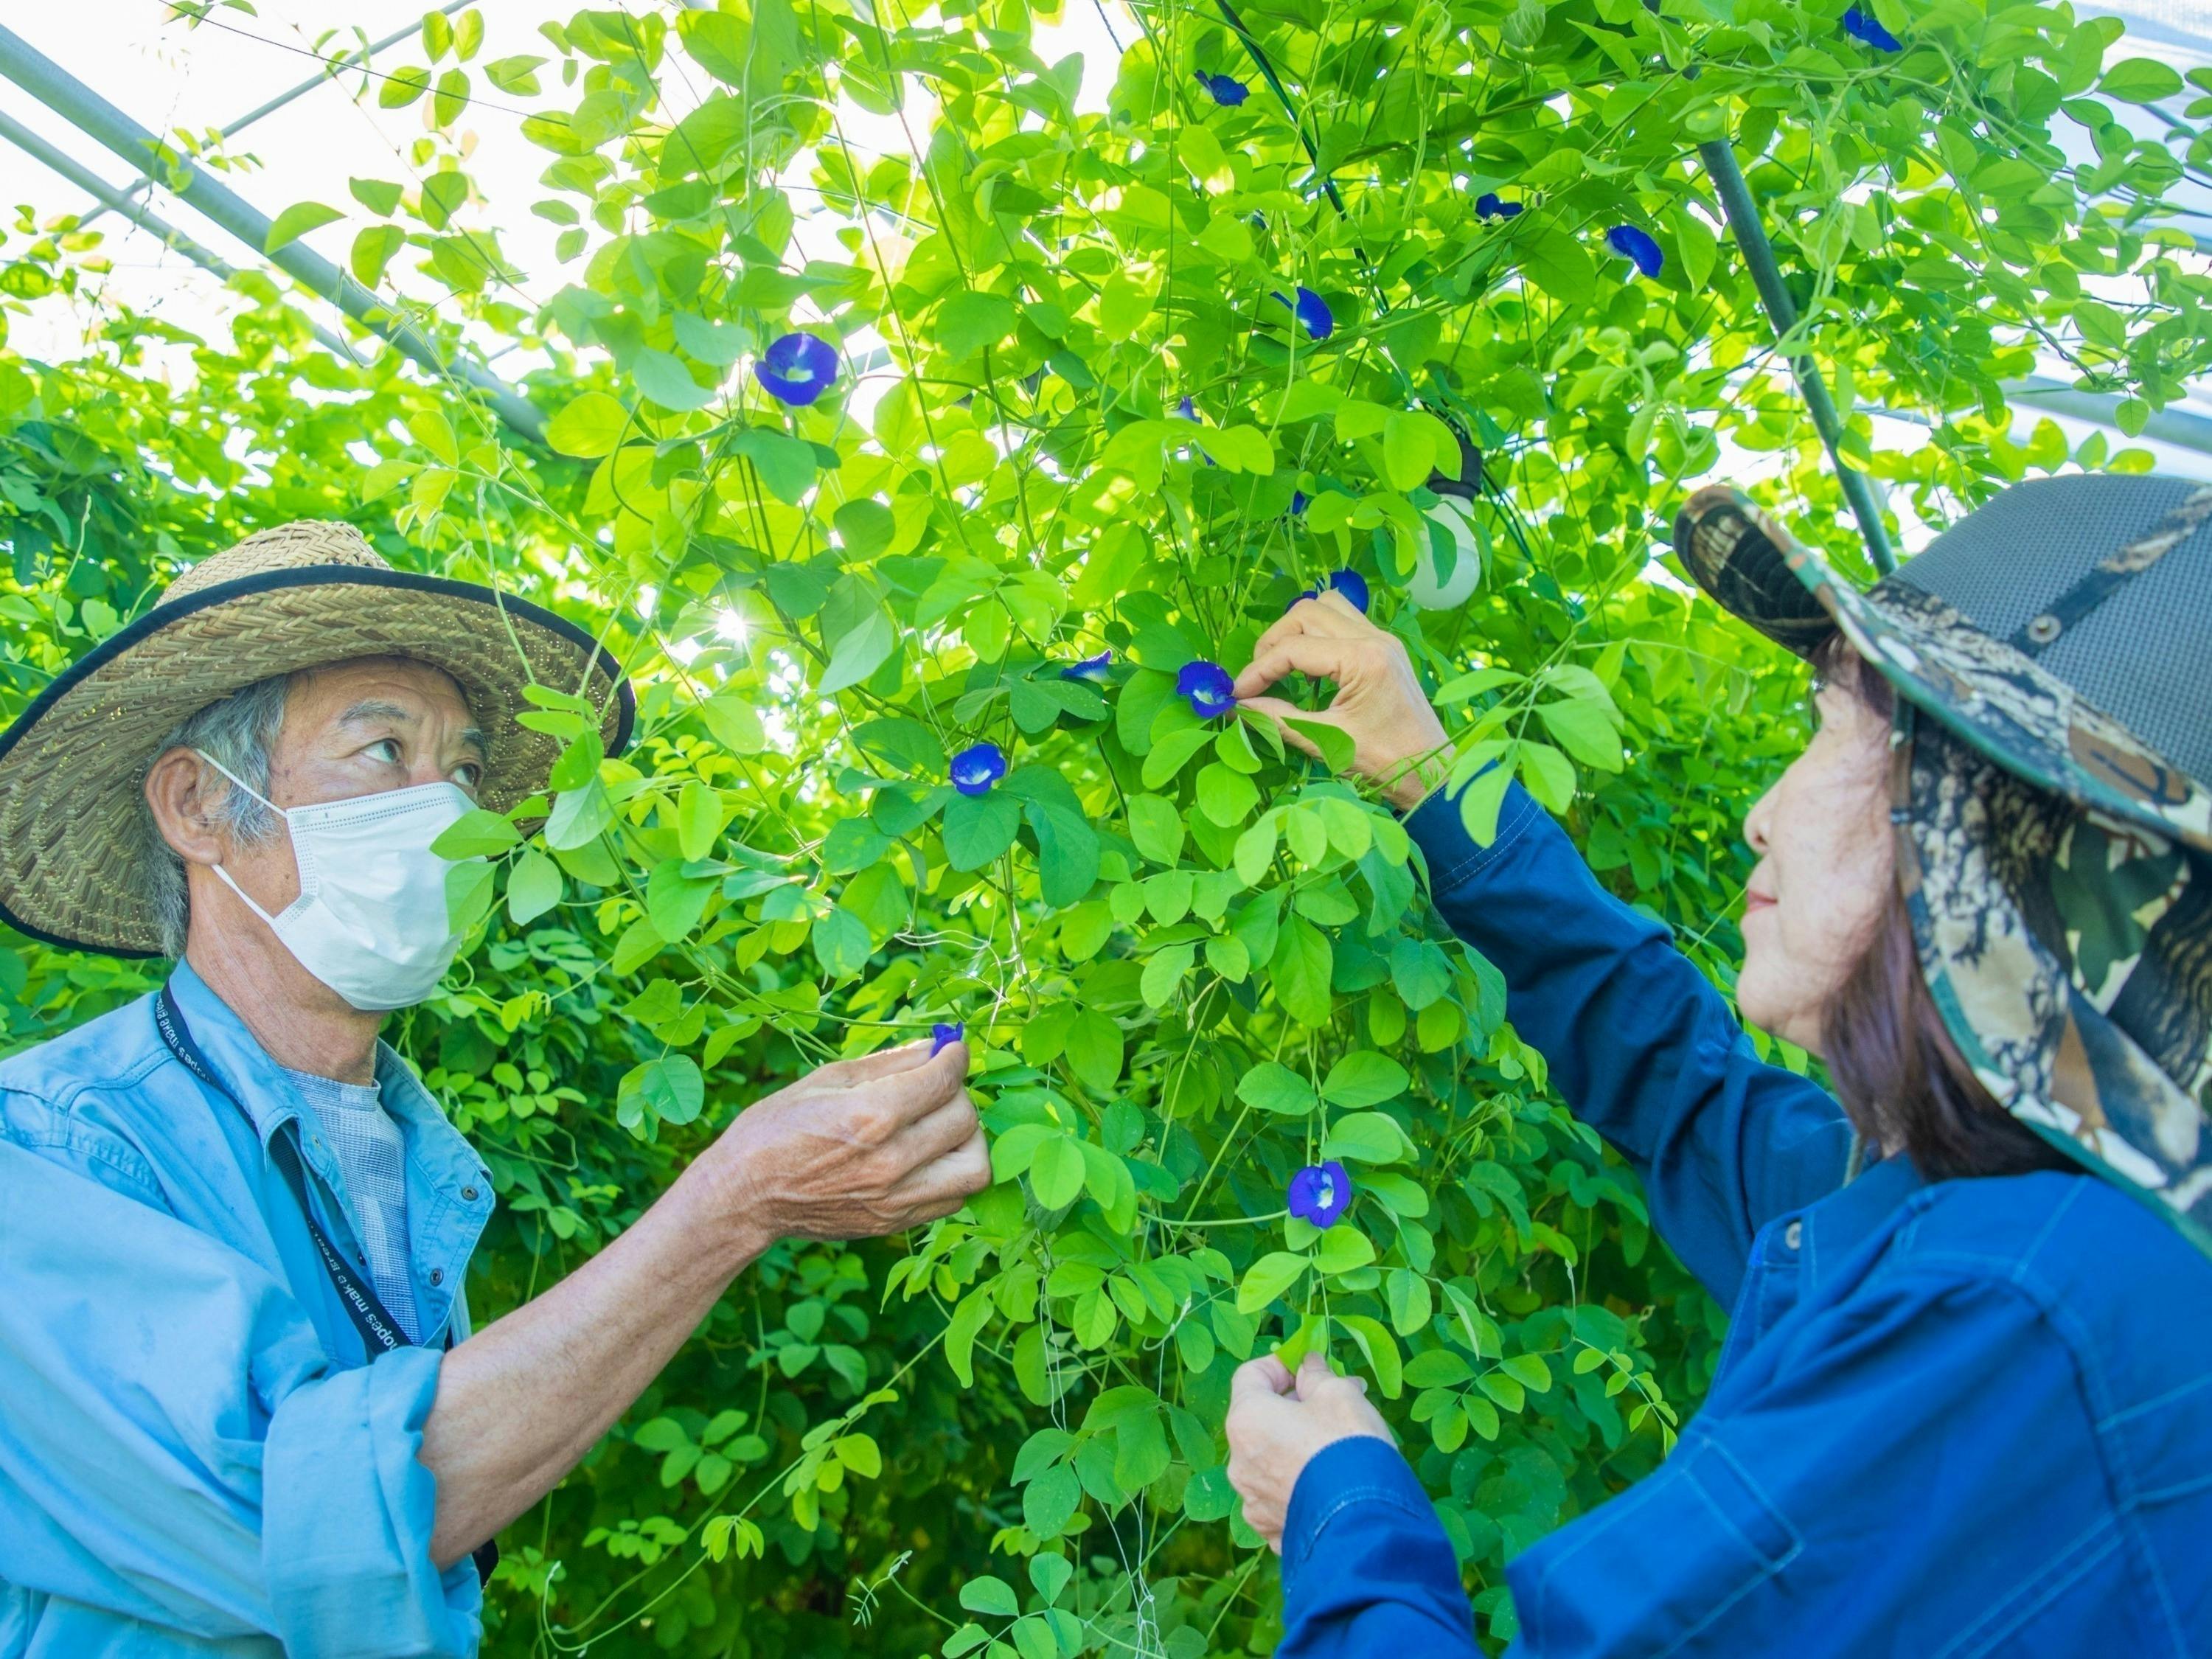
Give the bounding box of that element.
[1674,485,2212,856]
[0,565,633,959]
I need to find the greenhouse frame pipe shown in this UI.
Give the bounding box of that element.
[1698,140,1898,574]
[78,0,474,231]
[0,108,361,363]
[0,24,545,445]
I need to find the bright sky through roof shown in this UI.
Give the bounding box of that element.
[4,0,2211,543]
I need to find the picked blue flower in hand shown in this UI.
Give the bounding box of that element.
[930,1021,965,1056]
[1177,660,1237,718]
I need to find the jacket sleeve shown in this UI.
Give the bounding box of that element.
[0,1122,480,1658]
[1504,1267,2093,1658]
[1277,1435,1480,1659]
[1402,781,1852,1304]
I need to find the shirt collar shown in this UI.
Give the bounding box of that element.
[1803,1148,1926,1289]
[167,961,484,1197]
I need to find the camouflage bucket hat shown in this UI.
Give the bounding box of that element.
[1674,476,2212,1255]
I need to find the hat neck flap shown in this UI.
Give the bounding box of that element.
[1891,703,2212,1258]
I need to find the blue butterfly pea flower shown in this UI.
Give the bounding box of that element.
[1271,286,1335,341]
[1475,192,1524,221]
[1060,650,1113,683]
[1289,490,1310,517]
[1287,1161,1352,1228]
[1326,568,1369,613]
[1176,395,1197,420]
[1605,224,1665,279]
[1841,6,1902,49]
[1195,70,1249,105]
[930,1020,965,1055]
[754,330,840,406]
[1176,660,1237,718]
[949,742,1007,796]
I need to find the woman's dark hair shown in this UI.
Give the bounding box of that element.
[1811,636,2080,1182]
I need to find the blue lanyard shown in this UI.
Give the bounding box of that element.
[153,984,500,1587]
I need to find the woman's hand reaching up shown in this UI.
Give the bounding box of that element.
[1231,593,1451,809]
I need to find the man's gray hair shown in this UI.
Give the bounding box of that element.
[142,674,293,958]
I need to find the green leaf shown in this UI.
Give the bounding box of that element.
[818,609,897,695]
[1126,792,1185,866]
[1030,1135,1085,1209]
[1064,1011,1124,1093]
[1270,916,1334,1026]
[700,692,768,754]
[959,1576,1021,1618]
[506,848,563,925]
[632,347,715,411]
[1237,1060,1317,1116]
[1140,728,1212,790]
[1236,1251,1309,1315]
[942,790,1022,869]
[349,224,406,287]
[1323,1111,1413,1165]
[623,1055,705,1127]
[678,780,722,862]
[265,201,344,254]
[1321,1051,1410,1107]
[812,907,872,978]
[432,807,521,858]
[349,177,404,216]
[546,392,630,458]
[2100,57,2184,102]
[647,860,716,941]
[938,291,1020,358]
[731,428,817,503]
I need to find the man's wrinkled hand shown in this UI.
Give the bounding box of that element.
[1231,592,1451,810]
[701,1038,990,1246]
[1224,1352,1396,1554]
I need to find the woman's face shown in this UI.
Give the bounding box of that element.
[1736,667,1896,1055]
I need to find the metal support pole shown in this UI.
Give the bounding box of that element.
[0,24,545,445]
[78,0,473,230]
[0,108,361,362]
[1698,140,1897,574]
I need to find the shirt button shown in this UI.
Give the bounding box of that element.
[462,1186,479,1202]
[1783,1220,1804,1251]
[430,1267,445,1287]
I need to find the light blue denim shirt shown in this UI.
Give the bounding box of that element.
[0,961,496,1658]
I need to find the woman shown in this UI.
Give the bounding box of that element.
[1222,476,2212,1657]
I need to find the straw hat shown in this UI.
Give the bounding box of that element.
[0,521,633,959]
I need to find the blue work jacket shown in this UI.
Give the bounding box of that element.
[0,961,495,1658]
[1279,782,2212,1658]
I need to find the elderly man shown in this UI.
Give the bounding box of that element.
[0,522,990,1657]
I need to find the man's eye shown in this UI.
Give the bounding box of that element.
[368,738,403,764]
[455,762,484,792]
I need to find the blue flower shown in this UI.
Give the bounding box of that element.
[949,742,1007,796]
[1326,568,1370,613]
[1475,192,1524,222]
[1841,6,1901,50]
[1287,1161,1352,1228]
[1605,224,1665,279]
[1271,286,1335,341]
[1176,395,1197,420]
[1176,659,1237,718]
[754,330,840,406]
[1287,588,1318,609]
[1060,650,1113,683]
[1290,490,1310,516]
[930,1020,965,1055]
[1195,70,1249,105]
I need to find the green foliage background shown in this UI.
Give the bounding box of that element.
[4,0,2208,1651]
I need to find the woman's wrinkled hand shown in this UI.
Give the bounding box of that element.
[1231,593,1451,809]
[1225,1352,1397,1554]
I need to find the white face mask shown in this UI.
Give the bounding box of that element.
[194,751,476,1012]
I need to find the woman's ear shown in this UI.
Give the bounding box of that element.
[144,748,229,869]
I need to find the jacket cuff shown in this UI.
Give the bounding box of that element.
[1400,776,1545,897]
[261,1343,482,1658]
[1282,1433,1436,1581]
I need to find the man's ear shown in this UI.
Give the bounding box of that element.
[144,748,229,868]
